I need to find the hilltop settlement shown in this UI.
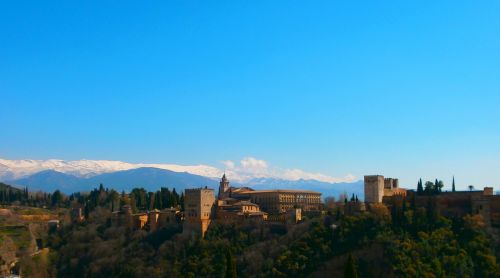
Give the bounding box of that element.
[1,174,499,277]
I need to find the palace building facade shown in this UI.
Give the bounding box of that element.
[231,189,322,214]
[217,174,322,214]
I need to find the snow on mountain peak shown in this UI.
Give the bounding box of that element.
[0,157,357,184]
[0,158,222,180]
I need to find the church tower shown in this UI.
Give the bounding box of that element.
[218,173,230,199]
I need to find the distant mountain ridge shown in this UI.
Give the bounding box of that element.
[8,168,220,194]
[6,167,364,199]
[12,170,83,192]
[0,157,358,185]
[0,158,221,180]
[0,182,22,193]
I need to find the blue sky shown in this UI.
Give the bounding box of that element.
[1,1,499,189]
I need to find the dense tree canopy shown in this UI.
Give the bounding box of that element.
[6,183,500,277]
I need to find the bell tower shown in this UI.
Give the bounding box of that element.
[218,173,230,199]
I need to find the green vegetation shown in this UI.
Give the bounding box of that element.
[11,206,57,216]
[129,186,184,212]
[3,183,499,277]
[39,192,499,277]
[0,225,31,249]
[0,182,28,204]
[416,178,452,196]
[343,253,358,278]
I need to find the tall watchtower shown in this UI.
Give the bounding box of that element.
[218,173,230,199]
[184,187,215,237]
[364,175,385,203]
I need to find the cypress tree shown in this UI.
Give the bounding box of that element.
[452,176,456,192]
[225,250,237,278]
[84,201,90,219]
[417,178,423,194]
[344,253,358,278]
[164,188,172,208]
[155,191,162,209]
[172,188,179,207]
[148,192,155,210]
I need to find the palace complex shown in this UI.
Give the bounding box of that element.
[219,174,322,213]
[112,174,321,237]
[111,173,499,238]
[184,174,322,236]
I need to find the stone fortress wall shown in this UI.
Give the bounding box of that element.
[364,175,500,228]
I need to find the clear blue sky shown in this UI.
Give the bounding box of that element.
[1,1,499,189]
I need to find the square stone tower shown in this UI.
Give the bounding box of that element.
[364,175,385,203]
[184,187,215,237]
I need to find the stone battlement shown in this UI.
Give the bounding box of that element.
[365,175,406,203]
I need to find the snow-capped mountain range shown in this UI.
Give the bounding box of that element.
[0,158,221,181]
[0,157,357,184]
[0,158,363,197]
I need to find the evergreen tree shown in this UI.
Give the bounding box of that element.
[161,187,171,208]
[52,190,63,207]
[172,188,179,207]
[84,201,90,219]
[436,180,444,193]
[130,188,147,210]
[154,191,162,209]
[120,190,127,207]
[225,250,237,278]
[417,179,423,194]
[180,192,185,211]
[130,196,137,212]
[452,176,456,192]
[344,253,358,278]
[424,181,434,195]
[108,190,119,212]
[148,192,155,210]
[434,179,440,194]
